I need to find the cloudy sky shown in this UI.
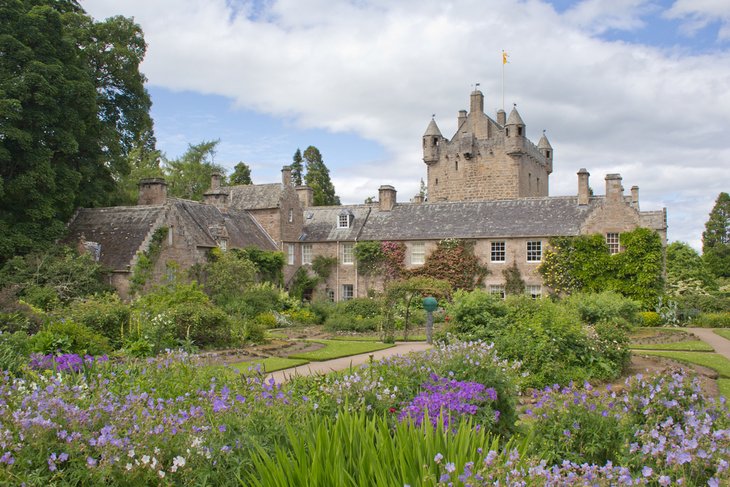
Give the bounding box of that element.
[82,0,730,250]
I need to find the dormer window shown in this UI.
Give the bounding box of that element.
[338,210,353,229]
[219,238,227,252]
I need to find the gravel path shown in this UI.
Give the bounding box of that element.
[265,341,433,383]
[685,328,730,359]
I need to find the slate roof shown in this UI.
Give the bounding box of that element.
[301,197,602,242]
[64,206,166,271]
[299,206,372,242]
[219,183,286,210]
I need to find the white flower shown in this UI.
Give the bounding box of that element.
[173,456,186,468]
[125,463,133,471]
[141,455,150,465]
[158,470,165,478]
[127,449,135,458]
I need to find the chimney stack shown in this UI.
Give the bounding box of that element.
[210,172,222,190]
[496,109,506,126]
[281,165,292,186]
[577,169,590,206]
[411,194,424,204]
[296,185,313,208]
[378,185,396,211]
[631,185,640,210]
[605,174,624,204]
[138,178,167,205]
[457,110,467,129]
[470,89,484,114]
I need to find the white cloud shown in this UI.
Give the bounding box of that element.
[81,0,730,249]
[665,0,730,40]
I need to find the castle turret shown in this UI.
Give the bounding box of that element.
[505,105,526,154]
[538,132,553,174]
[423,118,442,165]
[469,89,484,114]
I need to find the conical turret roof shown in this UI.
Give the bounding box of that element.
[538,133,552,149]
[506,106,524,126]
[423,118,442,137]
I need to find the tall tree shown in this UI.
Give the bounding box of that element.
[290,148,303,186]
[164,140,225,200]
[702,192,730,278]
[229,162,253,185]
[0,0,153,262]
[666,241,718,295]
[303,146,340,206]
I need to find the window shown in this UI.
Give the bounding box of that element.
[527,241,542,262]
[341,243,354,264]
[338,214,350,228]
[606,233,620,255]
[411,242,425,265]
[517,127,523,136]
[526,285,542,299]
[302,244,312,265]
[326,288,335,302]
[489,285,505,299]
[342,284,354,301]
[287,244,295,265]
[491,241,505,262]
[288,208,293,223]
[218,239,227,252]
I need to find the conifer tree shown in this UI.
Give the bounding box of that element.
[702,192,730,278]
[229,162,253,185]
[303,146,340,206]
[290,149,304,186]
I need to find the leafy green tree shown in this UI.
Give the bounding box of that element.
[290,148,304,186]
[303,146,340,206]
[0,1,153,262]
[164,140,225,200]
[702,192,730,278]
[200,248,257,307]
[229,162,253,185]
[114,146,163,205]
[666,241,718,296]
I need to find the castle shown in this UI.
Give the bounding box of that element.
[65,89,667,299]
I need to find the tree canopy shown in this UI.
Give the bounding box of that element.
[303,146,340,206]
[0,0,153,262]
[666,241,718,296]
[290,149,304,186]
[163,140,225,200]
[702,192,730,278]
[229,162,253,185]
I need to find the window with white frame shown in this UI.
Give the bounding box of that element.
[288,208,293,223]
[411,241,425,265]
[489,284,506,299]
[287,244,295,265]
[341,243,354,264]
[526,241,542,262]
[338,214,350,228]
[302,244,313,265]
[342,284,354,301]
[491,241,506,262]
[526,285,542,299]
[218,239,227,252]
[326,288,335,302]
[606,233,620,255]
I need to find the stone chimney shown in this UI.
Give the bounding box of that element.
[630,185,640,210]
[210,172,222,190]
[138,178,167,205]
[457,110,467,129]
[378,185,396,211]
[496,109,506,126]
[296,185,313,208]
[605,174,624,204]
[577,169,590,206]
[411,194,424,204]
[470,89,484,114]
[281,165,292,186]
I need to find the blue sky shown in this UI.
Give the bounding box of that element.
[83,0,730,249]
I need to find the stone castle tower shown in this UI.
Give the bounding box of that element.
[423,90,553,202]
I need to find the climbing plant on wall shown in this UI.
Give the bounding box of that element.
[502,261,525,296]
[354,241,406,279]
[411,238,488,291]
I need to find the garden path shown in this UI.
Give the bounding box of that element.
[685,328,730,359]
[266,341,433,383]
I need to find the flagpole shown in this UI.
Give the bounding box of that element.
[501,50,506,111]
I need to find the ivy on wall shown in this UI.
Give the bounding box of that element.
[411,238,488,291]
[539,228,664,306]
[502,261,525,296]
[130,227,169,294]
[354,241,406,280]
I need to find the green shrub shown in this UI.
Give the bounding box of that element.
[565,291,640,326]
[445,289,508,340]
[30,320,111,356]
[692,312,730,327]
[164,303,231,348]
[283,308,318,325]
[0,331,31,375]
[254,312,278,329]
[0,290,45,334]
[21,285,60,311]
[308,299,334,324]
[65,293,130,346]
[339,297,383,318]
[324,314,379,332]
[230,283,287,317]
[231,317,266,345]
[638,311,663,327]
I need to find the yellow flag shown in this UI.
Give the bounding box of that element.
[502,51,509,64]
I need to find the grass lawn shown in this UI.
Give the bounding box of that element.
[719,379,730,400]
[714,329,730,341]
[288,340,394,361]
[330,334,428,342]
[630,327,688,340]
[230,357,309,373]
[638,351,730,378]
[630,340,714,352]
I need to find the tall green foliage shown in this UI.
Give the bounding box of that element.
[666,241,718,296]
[0,1,153,261]
[702,192,730,278]
[413,239,488,291]
[539,228,663,306]
[290,148,304,186]
[164,140,225,200]
[229,162,253,185]
[303,146,340,206]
